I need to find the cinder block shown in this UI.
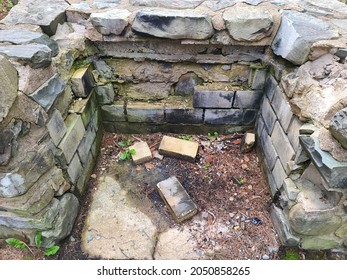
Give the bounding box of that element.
[271,121,295,168]
[261,96,277,134]
[71,65,95,98]
[157,176,197,223]
[272,87,293,132]
[46,109,67,146]
[129,142,153,165]
[165,108,203,124]
[159,135,199,162]
[193,90,234,108]
[58,114,86,164]
[233,90,263,109]
[204,109,243,125]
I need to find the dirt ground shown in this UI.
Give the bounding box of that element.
[1,131,345,260]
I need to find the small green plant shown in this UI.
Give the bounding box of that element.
[283,248,300,260]
[120,148,136,161]
[207,132,219,141]
[179,135,193,141]
[5,231,60,258]
[236,177,245,185]
[203,162,211,170]
[118,134,131,147]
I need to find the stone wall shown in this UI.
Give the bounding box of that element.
[0,0,347,251]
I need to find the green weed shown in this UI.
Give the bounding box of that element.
[118,134,131,147]
[179,135,193,141]
[120,148,136,161]
[207,132,219,141]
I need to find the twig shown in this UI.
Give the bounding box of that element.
[150,142,161,149]
[207,210,216,225]
[131,135,143,142]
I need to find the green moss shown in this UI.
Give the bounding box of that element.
[283,248,301,260]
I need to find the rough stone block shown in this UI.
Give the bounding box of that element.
[272,88,293,132]
[90,9,131,36]
[251,69,267,90]
[132,9,214,40]
[256,113,265,137]
[78,122,96,166]
[46,109,67,146]
[66,4,92,24]
[130,0,204,9]
[283,178,300,201]
[95,84,115,105]
[204,109,243,125]
[0,55,18,122]
[264,74,277,102]
[129,142,153,165]
[159,136,199,162]
[233,90,263,109]
[287,116,302,150]
[81,92,98,128]
[71,65,95,98]
[261,96,276,134]
[193,90,234,108]
[272,158,287,190]
[156,176,197,223]
[0,44,52,69]
[330,108,347,150]
[271,10,339,65]
[58,114,85,164]
[271,121,295,168]
[127,103,165,123]
[165,108,203,124]
[119,82,170,101]
[301,235,341,251]
[270,205,300,246]
[240,132,255,153]
[299,123,318,135]
[101,103,126,122]
[67,153,83,184]
[75,152,95,197]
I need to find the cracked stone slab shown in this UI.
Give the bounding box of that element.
[81,176,157,259]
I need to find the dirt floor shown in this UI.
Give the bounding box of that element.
[1,131,346,260]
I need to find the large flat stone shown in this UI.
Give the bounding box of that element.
[159,135,199,162]
[1,0,69,36]
[223,4,274,42]
[0,55,18,122]
[29,74,65,112]
[157,176,197,223]
[130,0,204,9]
[132,9,214,39]
[90,9,131,36]
[0,44,52,69]
[271,10,339,65]
[0,29,59,57]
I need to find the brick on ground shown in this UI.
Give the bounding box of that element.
[129,141,152,164]
[158,135,199,162]
[157,176,197,223]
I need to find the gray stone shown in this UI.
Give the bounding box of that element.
[71,65,95,98]
[261,96,276,134]
[58,114,86,164]
[129,142,152,164]
[206,0,265,11]
[287,117,302,150]
[299,123,318,135]
[46,109,67,146]
[223,5,274,42]
[251,69,267,90]
[94,60,113,80]
[78,123,97,165]
[0,55,18,122]
[204,109,243,125]
[289,203,342,236]
[127,103,165,123]
[30,74,65,112]
[299,135,347,189]
[272,159,287,190]
[301,235,341,251]
[271,11,339,65]
[75,152,95,196]
[131,0,204,9]
[243,109,257,125]
[319,127,347,162]
[233,90,263,109]
[270,205,300,246]
[271,121,295,168]
[101,103,126,122]
[165,108,203,124]
[264,74,277,102]
[132,9,214,40]
[240,132,255,153]
[1,0,69,36]
[298,0,347,18]
[0,129,14,166]
[0,44,52,69]
[93,0,121,9]
[90,9,131,36]
[67,153,83,184]
[283,178,300,201]
[211,30,232,45]
[81,93,98,128]
[330,108,347,150]
[193,90,234,108]
[0,29,59,57]
[42,193,79,248]
[272,88,293,132]
[157,176,197,223]
[175,73,202,96]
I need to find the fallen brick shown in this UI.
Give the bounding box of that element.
[157,176,197,223]
[129,141,152,165]
[158,135,199,162]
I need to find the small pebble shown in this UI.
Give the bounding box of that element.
[262,254,270,260]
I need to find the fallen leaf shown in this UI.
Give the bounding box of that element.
[136,166,142,171]
[144,162,154,170]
